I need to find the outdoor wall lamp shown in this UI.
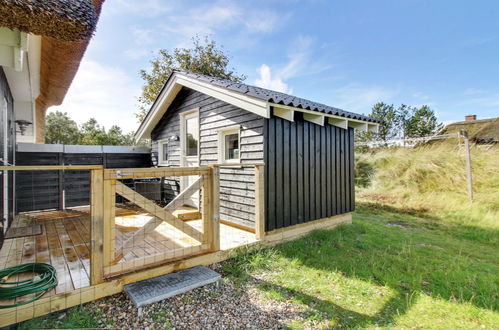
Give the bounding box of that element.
[15,119,32,135]
[170,135,179,141]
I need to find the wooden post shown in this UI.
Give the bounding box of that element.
[209,166,220,251]
[102,177,116,265]
[90,169,105,284]
[201,171,212,246]
[254,164,266,240]
[461,130,473,202]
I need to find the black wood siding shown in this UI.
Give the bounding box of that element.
[264,113,355,231]
[15,151,151,212]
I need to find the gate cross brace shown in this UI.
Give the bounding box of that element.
[113,177,204,262]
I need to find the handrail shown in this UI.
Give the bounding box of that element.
[210,162,265,168]
[0,165,104,171]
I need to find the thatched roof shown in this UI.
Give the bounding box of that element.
[446,117,499,143]
[0,0,98,41]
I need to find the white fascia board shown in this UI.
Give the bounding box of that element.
[135,77,183,140]
[175,75,270,117]
[303,113,325,126]
[328,117,348,129]
[135,73,270,141]
[273,106,294,122]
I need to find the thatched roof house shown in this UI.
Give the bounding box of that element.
[0,0,104,143]
[445,115,499,143]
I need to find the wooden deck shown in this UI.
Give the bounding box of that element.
[0,207,256,308]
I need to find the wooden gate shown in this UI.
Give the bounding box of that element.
[90,166,219,280]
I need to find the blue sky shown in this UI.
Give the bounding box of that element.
[52,0,499,133]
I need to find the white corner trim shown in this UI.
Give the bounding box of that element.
[273,107,294,122]
[303,113,325,126]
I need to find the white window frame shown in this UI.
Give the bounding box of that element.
[157,139,169,166]
[218,125,241,164]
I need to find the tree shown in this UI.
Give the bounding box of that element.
[136,36,245,121]
[45,111,80,144]
[79,118,108,145]
[370,102,397,142]
[106,125,135,145]
[406,105,443,138]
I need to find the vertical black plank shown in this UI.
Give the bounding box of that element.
[340,129,346,214]
[267,117,276,231]
[350,128,355,211]
[297,120,304,224]
[303,122,310,222]
[345,129,351,212]
[283,119,291,228]
[320,126,327,218]
[290,122,298,226]
[335,127,342,214]
[309,122,315,221]
[315,125,321,219]
[325,125,332,217]
[275,118,284,229]
[331,127,337,215]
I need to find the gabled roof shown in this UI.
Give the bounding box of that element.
[178,71,380,124]
[135,70,380,140]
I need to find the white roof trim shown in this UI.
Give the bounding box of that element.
[135,72,270,140]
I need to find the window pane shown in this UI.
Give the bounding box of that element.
[185,116,198,156]
[162,143,168,161]
[224,133,239,160]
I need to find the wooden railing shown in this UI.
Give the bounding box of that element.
[90,163,264,284]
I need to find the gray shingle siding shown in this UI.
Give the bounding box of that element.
[151,87,263,229]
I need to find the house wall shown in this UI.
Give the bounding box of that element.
[0,67,15,236]
[151,87,265,229]
[264,113,355,231]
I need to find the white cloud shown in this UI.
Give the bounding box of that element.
[132,27,154,46]
[110,0,174,17]
[255,64,292,93]
[49,59,141,134]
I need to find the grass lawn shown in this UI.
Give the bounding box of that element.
[222,203,499,329]
[19,203,498,329]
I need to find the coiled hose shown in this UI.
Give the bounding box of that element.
[0,263,58,308]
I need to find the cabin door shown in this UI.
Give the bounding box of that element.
[180,109,200,208]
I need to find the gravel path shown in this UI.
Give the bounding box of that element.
[84,268,307,329]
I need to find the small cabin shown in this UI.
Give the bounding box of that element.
[135,70,380,233]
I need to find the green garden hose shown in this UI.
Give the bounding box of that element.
[0,263,58,308]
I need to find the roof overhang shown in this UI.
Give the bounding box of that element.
[135,72,380,140]
[135,72,271,140]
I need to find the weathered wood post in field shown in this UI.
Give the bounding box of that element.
[460,130,473,203]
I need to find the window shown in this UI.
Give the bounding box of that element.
[158,140,169,165]
[218,126,240,163]
[185,115,198,156]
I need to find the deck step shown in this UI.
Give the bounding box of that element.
[124,266,221,308]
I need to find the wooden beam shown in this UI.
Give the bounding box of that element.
[368,123,379,133]
[163,176,203,212]
[90,169,104,285]
[104,167,209,180]
[209,166,221,251]
[273,107,294,122]
[303,113,325,126]
[102,179,116,266]
[328,117,348,129]
[254,164,265,240]
[114,181,204,260]
[104,244,209,276]
[348,121,368,132]
[201,172,212,246]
